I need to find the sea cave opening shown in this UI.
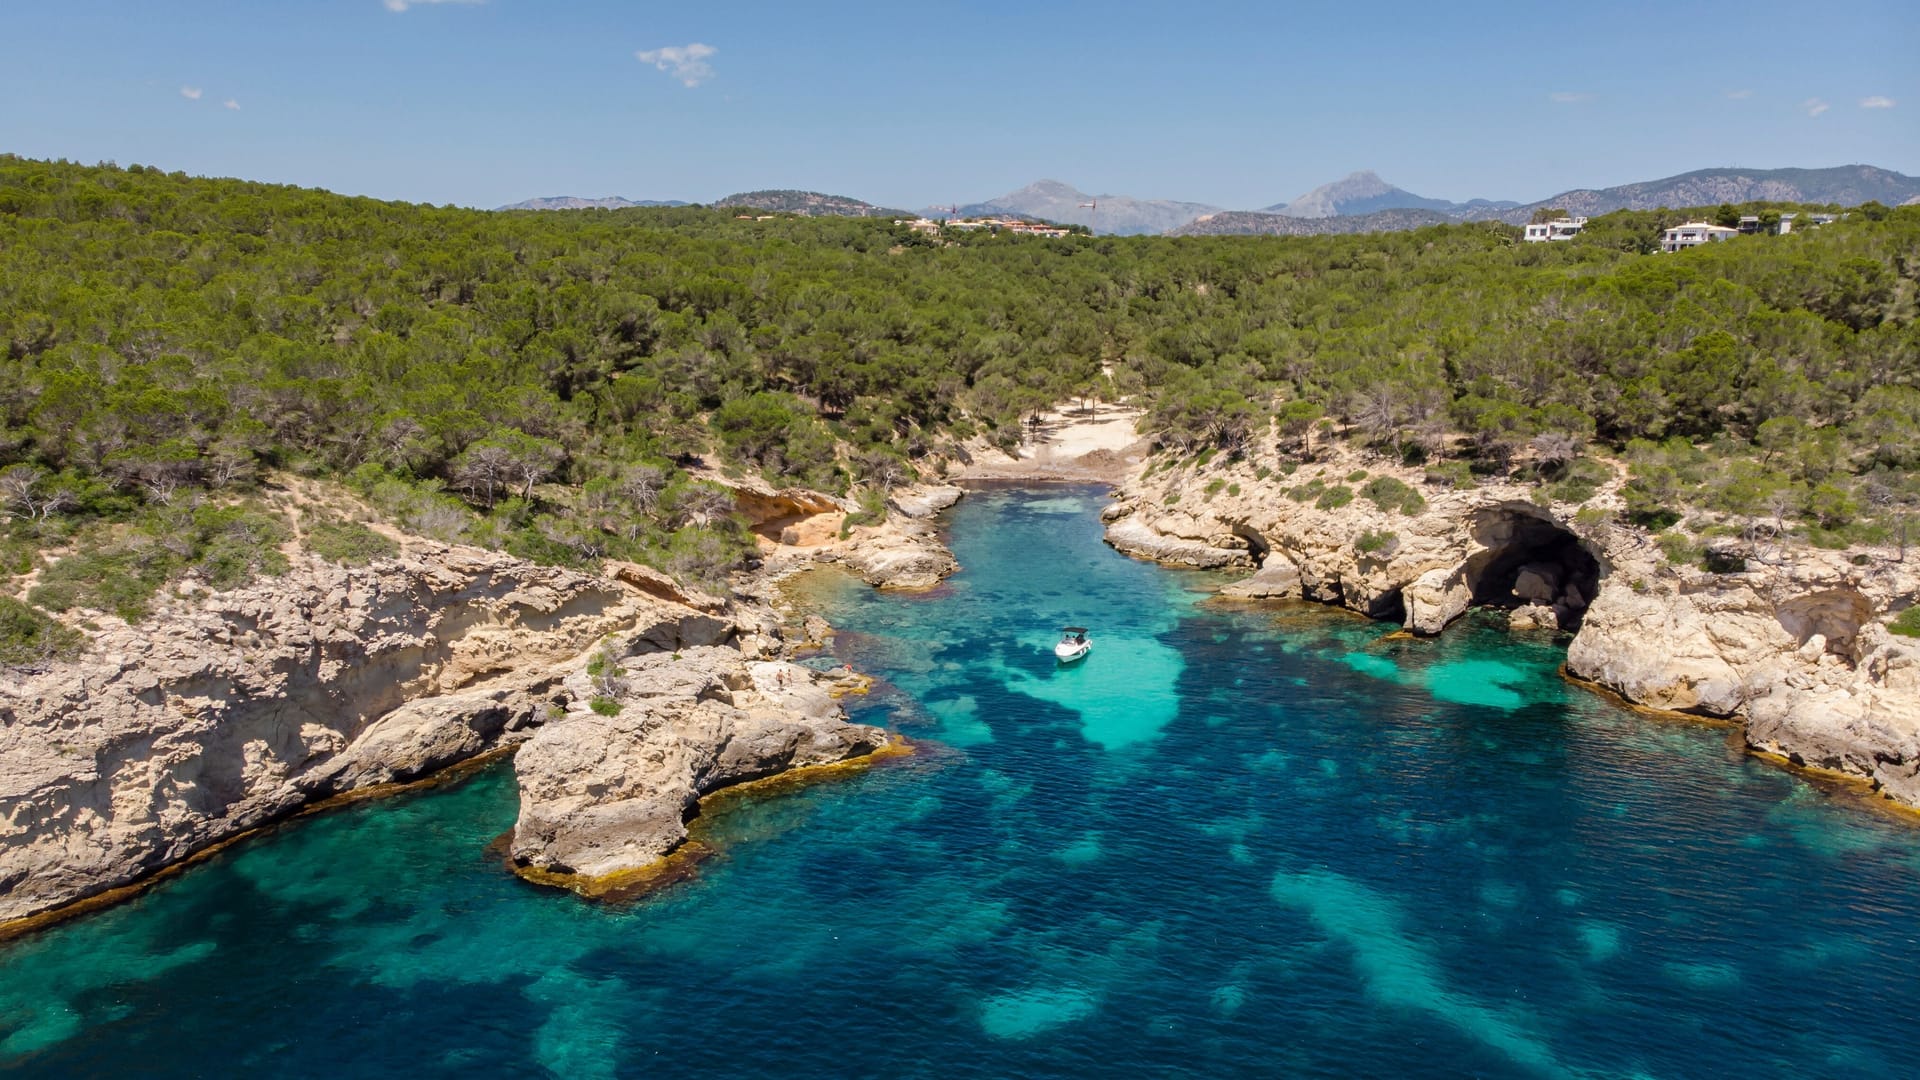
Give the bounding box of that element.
[1462,504,1604,633]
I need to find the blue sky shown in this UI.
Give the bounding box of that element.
[2,0,1914,209]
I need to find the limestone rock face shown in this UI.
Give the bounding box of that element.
[1219,559,1303,600]
[1107,444,1920,807]
[1104,516,1252,570]
[889,484,964,520]
[509,652,888,881]
[0,543,736,923]
[1404,567,1471,635]
[833,518,960,589]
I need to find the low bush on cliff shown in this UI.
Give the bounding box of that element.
[1315,485,1355,511]
[306,521,400,566]
[28,505,291,622]
[1891,607,1920,638]
[0,595,83,669]
[1355,529,1399,556]
[838,489,889,537]
[1362,476,1426,515]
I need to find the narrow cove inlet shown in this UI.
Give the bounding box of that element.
[5,487,1919,1078]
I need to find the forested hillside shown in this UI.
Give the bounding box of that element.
[2,156,1918,655]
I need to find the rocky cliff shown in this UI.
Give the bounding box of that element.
[0,536,843,924]
[1105,448,1920,808]
[0,464,958,927]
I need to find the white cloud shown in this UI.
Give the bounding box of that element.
[1860,95,1897,109]
[180,86,203,100]
[1803,97,1830,116]
[384,0,483,11]
[224,99,241,111]
[1725,88,1753,100]
[1548,91,1594,104]
[636,43,717,88]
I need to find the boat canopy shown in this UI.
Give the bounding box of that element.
[1061,626,1087,634]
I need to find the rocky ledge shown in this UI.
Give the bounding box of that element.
[1106,448,1920,809]
[708,473,963,591]
[509,647,890,889]
[0,505,919,926]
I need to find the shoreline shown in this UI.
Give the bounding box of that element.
[1097,440,1920,816]
[0,743,522,945]
[507,738,920,902]
[11,447,1917,939]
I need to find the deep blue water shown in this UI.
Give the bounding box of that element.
[5,487,1920,1078]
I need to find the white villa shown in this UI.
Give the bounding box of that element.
[1660,222,1739,253]
[1522,217,1588,242]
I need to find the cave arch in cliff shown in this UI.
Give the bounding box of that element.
[1776,589,1873,660]
[1462,503,1604,631]
[1231,523,1270,566]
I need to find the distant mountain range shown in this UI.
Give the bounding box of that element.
[1171,208,1461,237]
[939,180,1224,237]
[1226,164,1920,234]
[498,164,1920,235]
[1261,171,1517,218]
[715,190,908,217]
[1483,165,1920,222]
[497,196,688,211]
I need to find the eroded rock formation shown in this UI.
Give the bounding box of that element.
[0,543,745,922]
[509,648,888,884]
[1106,447,1920,807]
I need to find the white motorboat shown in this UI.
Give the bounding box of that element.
[1054,626,1091,663]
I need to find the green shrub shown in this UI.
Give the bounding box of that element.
[1890,607,1920,638]
[0,596,84,668]
[839,488,888,537]
[1425,460,1474,489]
[1164,493,1182,506]
[1346,469,1369,483]
[1253,466,1272,481]
[1315,485,1355,510]
[1203,478,1226,499]
[589,696,623,716]
[306,521,399,565]
[1655,532,1702,566]
[1227,483,1241,497]
[1361,476,1425,515]
[1573,506,1610,528]
[31,546,172,622]
[1544,458,1611,505]
[1355,529,1398,555]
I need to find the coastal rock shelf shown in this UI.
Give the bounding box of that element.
[0,537,877,925]
[1106,449,1920,809]
[509,647,890,888]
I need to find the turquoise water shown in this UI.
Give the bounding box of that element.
[6,487,1920,1078]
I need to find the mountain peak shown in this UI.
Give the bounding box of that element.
[1264,172,1451,218]
[953,180,1222,235]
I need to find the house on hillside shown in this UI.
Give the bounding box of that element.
[1522,217,1588,242]
[1660,222,1738,252]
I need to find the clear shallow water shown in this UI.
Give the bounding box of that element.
[6,487,1920,1078]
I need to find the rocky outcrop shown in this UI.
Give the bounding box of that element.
[1107,445,1920,808]
[1403,566,1471,635]
[820,484,964,590]
[1103,512,1252,570]
[0,463,966,926]
[509,648,890,885]
[0,543,736,924]
[1745,622,1920,804]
